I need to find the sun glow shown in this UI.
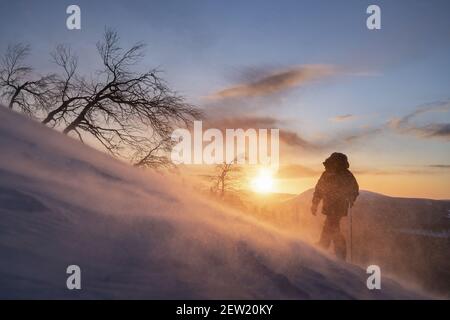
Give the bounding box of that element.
[250,168,274,193]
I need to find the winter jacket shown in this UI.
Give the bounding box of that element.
[312,169,359,217]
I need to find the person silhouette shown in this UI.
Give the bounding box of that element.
[311,152,359,260]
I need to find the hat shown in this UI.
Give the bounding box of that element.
[323,152,349,170]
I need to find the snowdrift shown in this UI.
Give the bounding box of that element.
[0,106,425,299]
[275,189,450,296]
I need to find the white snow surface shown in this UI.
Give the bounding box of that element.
[0,107,425,299]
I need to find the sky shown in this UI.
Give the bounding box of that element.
[0,0,449,198]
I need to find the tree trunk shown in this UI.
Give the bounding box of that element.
[8,88,20,109]
[62,103,91,134]
[42,102,68,124]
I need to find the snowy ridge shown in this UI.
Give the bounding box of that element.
[0,106,426,299]
[396,228,450,239]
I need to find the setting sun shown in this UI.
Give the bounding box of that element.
[250,168,274,193]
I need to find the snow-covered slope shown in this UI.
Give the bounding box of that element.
[0,107,425,299]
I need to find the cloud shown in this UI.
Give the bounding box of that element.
[330,114,356,122]
[340,127,383,144]
[277,164,320,178]
[205,116,278,130]
[204,114,385,152]
[427,164,450,169]
[388,101,450,140]
[330,101,450,144]
[353,168,431,176]
[279,130,318,150]
[275,164,448,180]
[354,163,450,176]
[209,64,337,99]
[204,115,320,151]
[276,164,446,179]
[200,100,450,159]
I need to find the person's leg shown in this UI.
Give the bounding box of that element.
[331,216,347,260]
[318,216,332,249]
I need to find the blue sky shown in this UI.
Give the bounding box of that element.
[1,0,449,197]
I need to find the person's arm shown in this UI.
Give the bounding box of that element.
[311,173,325,215]
[348,171,359,207]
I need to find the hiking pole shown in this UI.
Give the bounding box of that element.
[348,202,352,263]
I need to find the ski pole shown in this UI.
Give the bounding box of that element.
[348,202,352,263]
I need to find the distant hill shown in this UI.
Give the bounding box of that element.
[263,189,450,297]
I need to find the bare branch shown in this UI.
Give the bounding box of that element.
[0,43,55,115]
[2,30,202,170]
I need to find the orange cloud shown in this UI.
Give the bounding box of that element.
[205,115,319,150]
[388,101,450,140]
[330,114,356,122]
[276,164,320,178]
[209,64,337,99]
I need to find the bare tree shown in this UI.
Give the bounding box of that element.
[0,43,54,115]
[41,44,85,127]
[0,29,202,168]
[210,160,242,197]
[45,29,201,166]
[132,135,175,169]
